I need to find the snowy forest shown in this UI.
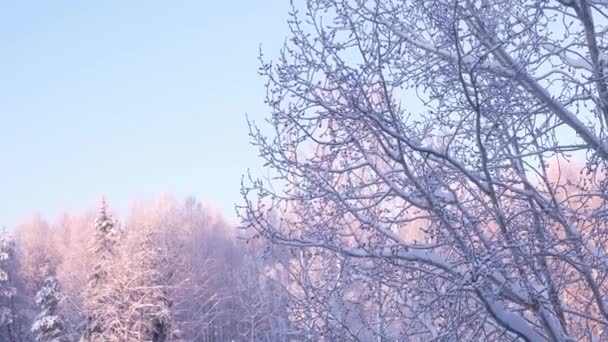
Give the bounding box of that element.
[6,0,608,341]
[1,195,304,341]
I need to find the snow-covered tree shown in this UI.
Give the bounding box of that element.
[125,226,173,341]
[88,199,120,289]
[234,253,278,342]
[0,228,19,342]
[91,216,178,341]
[31,274,68,342]
[12,215,63,341]
[130,195,224,341]
[49,212,94,338]
[242,0,608,340]
[82,199,120,341]
[10,194,303,340]
[13,216,58,298]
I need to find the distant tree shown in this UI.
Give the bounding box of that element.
[88,221,178,341]
[13,216,57,298]
[234,253,276,342]
[82,199,120,341]
[130,195,223,341]
[31,272,69,342]
[53,212,96,336]
[0,228,19,342]
[13,215,61,341]
[126,226,173,342]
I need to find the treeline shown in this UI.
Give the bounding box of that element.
[2,194,404,342]
[0,195,295,342]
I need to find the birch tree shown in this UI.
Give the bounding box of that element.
[242,0,608,340]
[99,226,175,342]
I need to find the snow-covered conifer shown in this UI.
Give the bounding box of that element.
[82,198,120,341]
[31,274,68,342]
[0,228,19,342]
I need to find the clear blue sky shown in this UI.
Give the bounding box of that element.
[0,1,291,228]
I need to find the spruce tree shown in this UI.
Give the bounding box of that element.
[82,199,120,341]
[31,274,68,342]
[0,228,17,342]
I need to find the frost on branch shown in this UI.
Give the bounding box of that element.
[242,0,608,340]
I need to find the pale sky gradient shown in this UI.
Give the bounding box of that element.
[0,1,291,228]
